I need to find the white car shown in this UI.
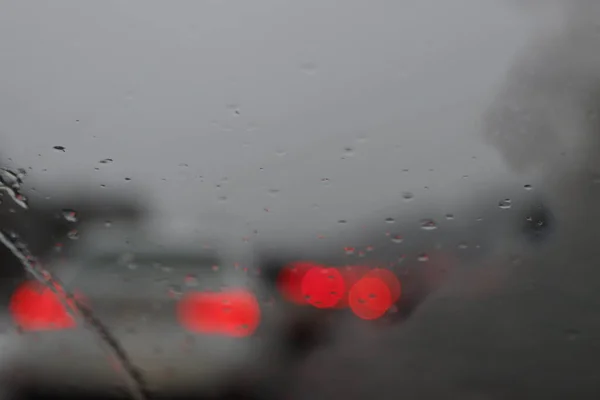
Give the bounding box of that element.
[0,233,328,400]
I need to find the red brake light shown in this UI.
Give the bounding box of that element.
[348,277,392,320]
[300,266,345,309]
[9,280,77,331]
[337,265,370,309]
[177,289,260,337]
[277,261,402,320]
[364,268,401,303]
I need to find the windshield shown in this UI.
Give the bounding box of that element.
[1,1,598,400]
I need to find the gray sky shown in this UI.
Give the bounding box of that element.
[0,0,536,243]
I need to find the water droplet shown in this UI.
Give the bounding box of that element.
[99,158,113,164]
[168,285,183,298]
[338,219,347,224]
[0,169,28,209]
[67,229,79,240]
[417,253,429,262]
[343,147,354,157]
[0,168,25,190]
[445,214,454,220]
[184,274,198,287]
[498,199,512,210]
[276,149,287,157]
[344,246,355,255]
[524,184,532,190]
[61,209,78,223]
[458,242,468,249]
[321,178,330,184]
[420,219,438,230]
[104,220,112,228]
[53,146,66,152]
[227,104,241,116]
[124,177,132,181]
[390,234,403,244]
[402,192,414,201]
[268,188,280,195]
[385,217,395,224]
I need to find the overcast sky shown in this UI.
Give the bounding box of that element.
[0,0,537,244]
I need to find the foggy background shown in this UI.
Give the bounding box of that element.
[0,0,536,247]
[5,1,600,399]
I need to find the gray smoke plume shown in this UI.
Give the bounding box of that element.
[483,0,600,231]
[485,1,600,178]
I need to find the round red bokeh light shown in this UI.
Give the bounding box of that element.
[348,277,393,320]
[337,265,370,309]
[301,266,345,309]
[276,261,402,320]
[364,268,401,303]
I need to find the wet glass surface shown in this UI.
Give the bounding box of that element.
[2,1,600,399]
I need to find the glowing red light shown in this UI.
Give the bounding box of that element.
[177,289,260,337]
[276,261,320,305]
[364,268,401,303]
[301,266,345,309]
[9,281,78,331]
[277,261,402,319]
[348,277,392,320]
[337,265,369,309]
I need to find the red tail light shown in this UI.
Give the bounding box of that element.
[336,265,370,309]
[277,261,402,320]
[348,277,392,320]
[9,280,78,331]
[300,266,345,309]
[364,268,401,303]
[177,289,260,337]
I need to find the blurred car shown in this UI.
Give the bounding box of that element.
[257,185,555,325]
[0,225,332,400]
[0,168,556,400]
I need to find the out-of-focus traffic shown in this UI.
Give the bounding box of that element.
[0,165,556,400]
